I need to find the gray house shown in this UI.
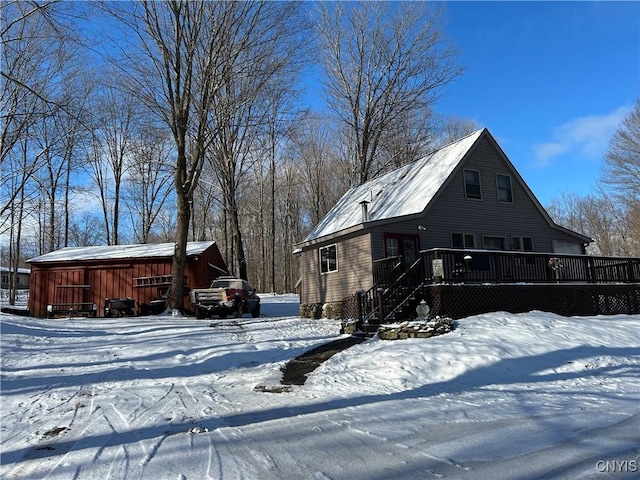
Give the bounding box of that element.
[1,267,30,289]
[294,128,592,316]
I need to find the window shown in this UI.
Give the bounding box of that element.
[496,174,513,203]
[512,236,534,251]
[451,233,475,249]
[483,236,505,250]
[552,240,582,254]
[319,244,337,273]
[385,237,399,257]
[464,169,482,199]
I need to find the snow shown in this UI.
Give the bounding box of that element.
[1,295,639,479]
[301,129,484,243]
[27,241,217,263]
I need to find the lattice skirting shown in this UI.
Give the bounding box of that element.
[423,283,640,319]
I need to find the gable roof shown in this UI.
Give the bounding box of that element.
[300,129,485,244]
[27,241,217,264]
[298,128,591,247]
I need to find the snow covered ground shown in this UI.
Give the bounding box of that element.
[1,294,638,479]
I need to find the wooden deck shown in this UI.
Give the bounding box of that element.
[343,250,640,328]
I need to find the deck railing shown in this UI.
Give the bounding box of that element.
[420,249,639,284]
[342,250,640,324]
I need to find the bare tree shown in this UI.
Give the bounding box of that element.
[2,0,92,307]
[434,115,481,147]
[204,1,309,281]
[278,156,311,291]
[105,1,231,311]
[255,85,302,292]
[85,78,139,245]
[67,211,104,247]
[30,65,89,254]
[292,114,350,227]
[316,1,462,184]
[546,191,624,256]
[1,0,72,216]
[376,108,434,174]
[601,99,640,255]
[190,170,222,243]
[123,125,175,244]
[603,99,640,200]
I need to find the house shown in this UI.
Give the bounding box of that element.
[294,128,594,318]
[27,241,228,318]
[1,266,30,289]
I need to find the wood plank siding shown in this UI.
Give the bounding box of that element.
[28,243,227,318]
[301,233,373,305]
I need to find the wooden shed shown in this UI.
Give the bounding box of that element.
[27,241,228,318]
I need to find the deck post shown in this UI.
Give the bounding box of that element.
[432,250,443,284]
[377,288,385,323]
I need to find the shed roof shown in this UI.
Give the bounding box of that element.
[27,241,217,264]
[301,129,485,243]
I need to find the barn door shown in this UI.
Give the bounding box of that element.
[54,270,91,305]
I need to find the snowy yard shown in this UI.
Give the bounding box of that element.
[1,294,639,479]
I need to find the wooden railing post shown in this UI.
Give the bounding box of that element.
[376,288,384,323]
[494,252,502,283]
[432,249,443,284]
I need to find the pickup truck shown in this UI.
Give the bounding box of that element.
[189,276,261,319]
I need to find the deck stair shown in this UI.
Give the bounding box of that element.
[357,257,427,334]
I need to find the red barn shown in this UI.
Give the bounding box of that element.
[27,241,228,318]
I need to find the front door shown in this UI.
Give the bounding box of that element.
[384,234,419,267]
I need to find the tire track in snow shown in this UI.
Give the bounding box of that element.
[3,385,103,479]
[207,427,282,480]
[92,379,230,478]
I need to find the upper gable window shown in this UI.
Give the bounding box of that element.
[319,244,337,274]
[496,174,513,203]
[464,169,482,200]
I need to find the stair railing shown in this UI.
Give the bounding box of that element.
[377,257,425,323]
[359,256,425,326]
[357,256,403,325]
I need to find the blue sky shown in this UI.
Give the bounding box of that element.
[437,1,639,205]
[82,1,638,210]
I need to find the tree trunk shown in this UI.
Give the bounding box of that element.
[170,187,191,313]
[228,195,247,280]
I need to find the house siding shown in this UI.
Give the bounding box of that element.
[418,136,584,253]
[365,138,585,260]
[297,130,591,311]
[0,269,30,289]
[368,221,427,259]
[301,233,373,305]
